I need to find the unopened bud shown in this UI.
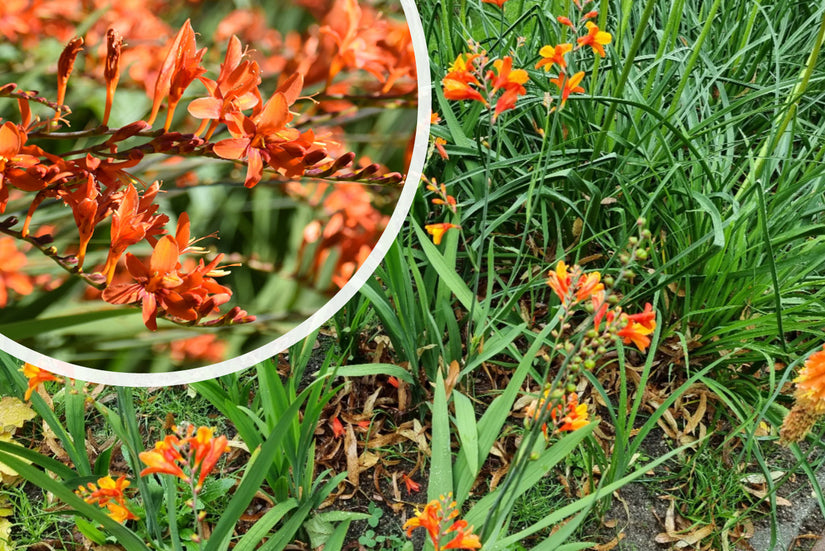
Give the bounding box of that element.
[635,249,648,261]
[57,36,84,107]
[566,382,577,393]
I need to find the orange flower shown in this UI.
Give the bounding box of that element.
[617,316,655,352]
[487,57,529,117]
[426,179,457,212]
[331,416,345,438]
[401,473,420,494]
[575,271,604,302]
[551,393,590,432]
[212,77,308,187]
[443,520,482,550]
[105,502,138,523]
[526,390,590,437]
[442,54,485,104]
[100,182,169,285]
[75,475,137,523]
[546,260,572,302]
[549,71,585,107]
[780,345,825,444]
[169,334,227,364]
[625,302,656,330]
[21,363,59,401]
[404,494,480,550]
[577,21,612,57]
[405,499,442,543]
[139,425,229,492]
[425,223,461,245]
[101,231,234,331]
[189,426,229,490]
[434,137,449,160]
[536,43,573,72]
[482,0,511,7]
[139,435,188,480]
[187,35,262,139]
[76,475,130,505]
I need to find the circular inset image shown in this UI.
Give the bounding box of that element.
[0,0,429,383]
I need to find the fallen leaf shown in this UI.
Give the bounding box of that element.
[742,486,791,506]
[0,397,35,432]
[345,424,359,487]
[0,518,14,551]
[590,533,624,550]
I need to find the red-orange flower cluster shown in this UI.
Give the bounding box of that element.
[442,52,529,119]
[525,389,590,438]
[139,424,229,492]
[547,260,656,353]
[0,5,410,333]
[536,12,612,109]
[403,493,481,550]
[101,216,252,331]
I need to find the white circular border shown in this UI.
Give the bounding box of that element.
[0,0,431,386]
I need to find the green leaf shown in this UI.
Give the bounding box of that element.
[232,500,298,551]
[429,369,453,502]
[453,392,478,476]
[333,363,415,384]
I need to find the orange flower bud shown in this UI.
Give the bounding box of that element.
[103,29,123,126]
[56,36,84,111]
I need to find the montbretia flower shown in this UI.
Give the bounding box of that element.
[549,71,585,107]
[139,424,229,492]
[547,261,603,305]
[481,0,511,8]
[425,222,461,245]
[212,76,309,187]
[551,392,589,432]
[536,43,573,72]
[75,475,137,523]
[525,390,590,437]
[404,493,480,550]
[101,234,233,331]
[401,472,420,494]
[442,54,485,104]
[487,57,529,118]
[577,21,612,57]
[20,363,60,401]
[617,314,655,353]
[187,35,262,139]
[557,16,576,30]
